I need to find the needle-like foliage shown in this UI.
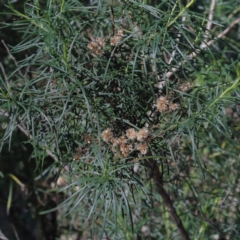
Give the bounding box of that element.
[0,0,240,239]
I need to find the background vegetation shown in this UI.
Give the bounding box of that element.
[0,0,240,239]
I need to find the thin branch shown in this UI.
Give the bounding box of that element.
[0,62,8,85]
[0,62,13,99]
[0,230,9,240]
[220,188,231,208]
[202,18,240,49]
[163,18,240,81]
[1,40,19,67]
[11,224,20,240]
[150,159,190,240]
[1,40,57,161]
[168,16,187,65]
[24,54,30,77]
[1,40,24,78]
[0,110,58,162]
[200,0,216,50]
[17,124,58,162]
[205,0,216,33]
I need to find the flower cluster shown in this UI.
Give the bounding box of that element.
[87,37,106,56]
[87,28,124,56]
[101,127,149,158]
[156,82,191,113]
[156,96,179,113]
[110,29,124,46]
[101,128,113,142]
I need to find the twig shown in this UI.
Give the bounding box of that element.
[206,0,216,36]
[163,18,240,81]
[24,54,30,77]
[0,62,13,99]
[150,159,190,240]
[168,16,187,65]
[0,110,58,162]
[0,230,9,240]
[220,188,231,207]
[1,40,19,68]
[11,224,20,240]
[1,40,57,161]
[199,0,216,54]
[0,62,8,86]
[202,18,240,49]
[17,124,58,162]
[1,40,24,79]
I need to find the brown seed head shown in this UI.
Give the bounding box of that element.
[126,128,137,140]
[95,48,103,56]
[112,138,120,147]
[112,136,127,147]
[156,96,169,112]
[110,35,122,46]
[136,142,148,155]
[96,37,106,47]
[101,128,113,143]
[120,143,132,157]
[169,103,179,111]
[87,41,99,50]
[116,29,124,37]
[87,41,103,55]
[118,136,127,144]
[137,128,149,142]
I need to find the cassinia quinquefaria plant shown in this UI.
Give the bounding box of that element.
[1,0,240,239]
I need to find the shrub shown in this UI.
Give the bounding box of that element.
[1,0,240,239]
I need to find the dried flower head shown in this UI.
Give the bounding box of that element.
[112,138,120,147]
[120,143,132,157]
[126,128,137,140]
[137,128,149,142]
[169,103,179,111]
[112,136,127,146]
[179,82,191,92]
[101,128,113,142]
[110,35,122,46]
[95,48,103,56]
[118,136,127,144]
[116,29,124,37]
[136,142,148,155]
[87,41,103,56]
[156,96,169,112]
[87,41,99,50]
[111,144,118,153]
[96,37,106,47]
